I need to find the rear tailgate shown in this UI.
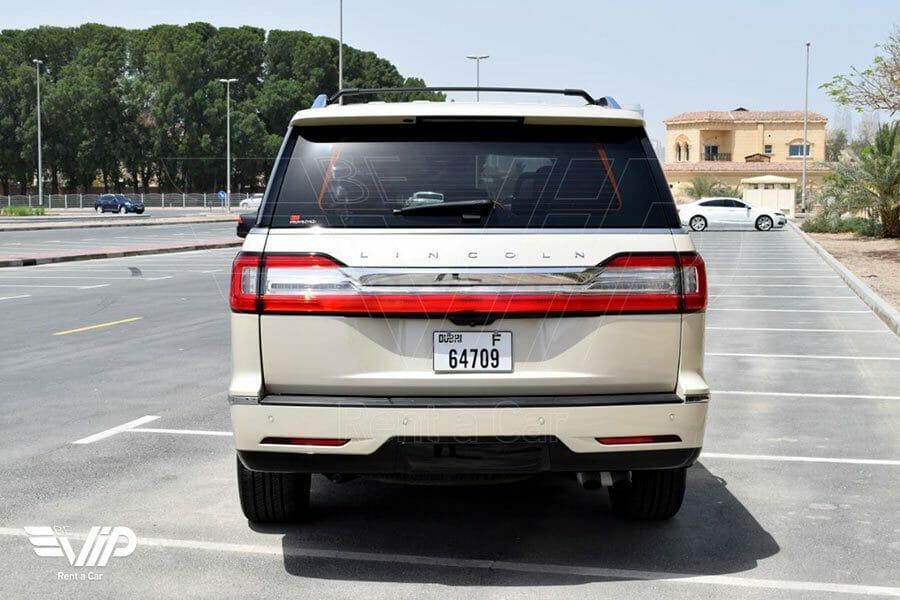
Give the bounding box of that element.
[255,231,685,396]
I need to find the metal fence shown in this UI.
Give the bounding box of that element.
[2,193,257,209]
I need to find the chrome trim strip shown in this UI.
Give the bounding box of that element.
[228,395,260,405]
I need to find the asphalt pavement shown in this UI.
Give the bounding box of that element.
[0,226,898,599]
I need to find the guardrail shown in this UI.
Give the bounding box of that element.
[1,193,257,209]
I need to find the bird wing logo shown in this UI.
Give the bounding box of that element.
[25,526,136,567]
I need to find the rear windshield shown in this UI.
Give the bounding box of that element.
[268,123,676,228]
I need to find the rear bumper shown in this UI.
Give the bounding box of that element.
[238,441,701,474]
[230,394,708,473]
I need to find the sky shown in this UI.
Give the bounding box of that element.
[0,0,895,148]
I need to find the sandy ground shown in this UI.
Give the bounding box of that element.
[810,232,900,309]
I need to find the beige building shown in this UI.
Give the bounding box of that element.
[663,108,829,203]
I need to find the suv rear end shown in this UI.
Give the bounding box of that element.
[229,90,709,523]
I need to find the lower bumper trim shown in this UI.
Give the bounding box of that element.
[257,392,683,408]
[238,438,701,474]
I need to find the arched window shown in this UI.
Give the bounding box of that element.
[675,144,682,162]
[684,144,690,161]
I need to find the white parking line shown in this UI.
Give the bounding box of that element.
[72,415,160,444]
[0,294,31,301]
[0,527,895,597]
[701,452,900,466]
[707,326,891,333]
[146,275,174,281]
[709,308,870,313]
[130,427,232,436]
[709,294,857,299]
[708,273,838,279]
[707,352,900,361]
[714,390,900,401]
[710,284,847,288]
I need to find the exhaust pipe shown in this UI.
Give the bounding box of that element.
[576,472,603,491]
[577,471,630,490]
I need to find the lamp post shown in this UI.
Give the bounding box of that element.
[218,78,237,213]
[466,55,489,101]
[338,0,343,104]
[801,41,810,213]
[33,59,43,206]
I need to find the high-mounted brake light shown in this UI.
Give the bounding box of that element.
[230,252,707,316]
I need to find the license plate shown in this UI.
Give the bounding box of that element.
[433,331,513,373]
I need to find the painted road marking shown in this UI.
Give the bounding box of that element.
[130,428,233,437]
[0,528,895,597]
[707,352,900,361]
[709,294,857,299]
[146,275,174,281]
[710,284,847,288]
[707,326,892,333]
[71,415,159,445]
[0,294,31,301]
[709,308,870,314]
[714,390,900,401]
[54,316,143,336]
[701,452,900,466]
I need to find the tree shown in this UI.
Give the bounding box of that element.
[683,176,734,200]
[826,121,900,237]
[826,129,849,161]
[822,27,900,114]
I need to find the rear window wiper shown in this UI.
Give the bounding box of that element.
[393,198,494,217]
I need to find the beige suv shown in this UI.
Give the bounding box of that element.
[229,87,709,523]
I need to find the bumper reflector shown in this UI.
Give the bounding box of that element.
[596,435,682,445]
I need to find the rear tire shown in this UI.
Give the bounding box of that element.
[95,205,103,213]
[688,215,707,231]
[608,467,686,520]
[755,215,773,231]
[236,456,311,524]
[118,205,127,214]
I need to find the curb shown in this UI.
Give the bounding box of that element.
[790,221,900,336]
[0,240,242,268]
[0,216,237,232]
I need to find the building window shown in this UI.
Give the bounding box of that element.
[684,145,690,161]
[788,143,811,157]
[764,144,772,154]
[675,144,682,162]
[764,184,775,190]
[704,145,719,161]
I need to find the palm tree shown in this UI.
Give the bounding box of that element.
[683,176,734,200]
[830,122,900,237]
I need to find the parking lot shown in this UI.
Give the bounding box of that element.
[0,226,898,599]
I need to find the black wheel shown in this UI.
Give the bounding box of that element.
[608,467,686,520]
[95,205,103,213]
[755,215,773,231]
[118,205,127,214]
[688,215,707,231]
[236,456,310,523]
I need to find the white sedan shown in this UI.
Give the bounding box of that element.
[239,194,264,209]
[677,198,786,232]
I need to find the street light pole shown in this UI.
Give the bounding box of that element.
[466,55,489,101]
[801,41,810,213]
[338,0,343,104]
[218,78,238,213]
[33,59,43,206]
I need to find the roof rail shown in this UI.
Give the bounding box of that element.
[327,86,612,106]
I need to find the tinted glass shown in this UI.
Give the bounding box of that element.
[269,123,676,229]
[700,199,727,207]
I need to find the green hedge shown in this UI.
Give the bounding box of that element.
[801,215,880,236]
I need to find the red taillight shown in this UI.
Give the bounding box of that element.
[260,437,349,447]
[238,214,244,224]
[679,253,708,312]
[230,253,260,312]
[596,435,682,445]
[230,252,707,316]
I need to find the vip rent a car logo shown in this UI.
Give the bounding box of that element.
[25,526,136,580]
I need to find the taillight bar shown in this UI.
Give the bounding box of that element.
[260,437,350,447]
[231,252,707,316]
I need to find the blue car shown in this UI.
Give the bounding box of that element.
[95,194,144,214]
